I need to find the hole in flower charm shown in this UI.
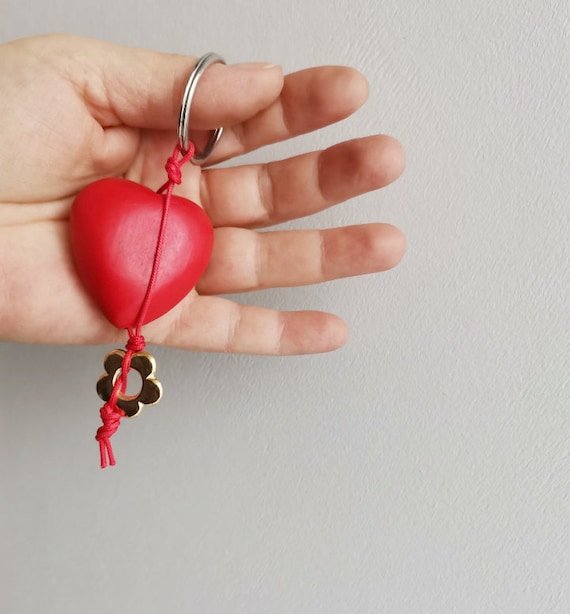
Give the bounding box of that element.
[97,350,162,417]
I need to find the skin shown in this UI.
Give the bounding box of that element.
[0,34,406,355]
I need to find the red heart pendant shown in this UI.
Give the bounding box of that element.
[70,178,213,329]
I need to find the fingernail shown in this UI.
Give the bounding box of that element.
[236,62,279,70]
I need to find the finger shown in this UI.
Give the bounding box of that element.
[0,221,347,355]
[207,65,369,163]
[198,224,406,295]
[150,296,349,355]
[50,35,284,130]
[199,135,405,227]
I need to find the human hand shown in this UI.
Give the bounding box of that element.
[0,34,405,355]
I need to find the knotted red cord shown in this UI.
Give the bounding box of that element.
[95,143,196,468]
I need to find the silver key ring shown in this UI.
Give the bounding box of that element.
[177,52,226,164]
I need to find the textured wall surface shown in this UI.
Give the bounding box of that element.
[1,1,569,613]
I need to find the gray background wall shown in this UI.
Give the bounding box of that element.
[1,1,569,613]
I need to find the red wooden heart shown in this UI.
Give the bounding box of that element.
[70,178,213,329]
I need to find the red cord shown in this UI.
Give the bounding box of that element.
[95,143,195,468]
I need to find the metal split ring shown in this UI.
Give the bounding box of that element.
[178,52,226,164]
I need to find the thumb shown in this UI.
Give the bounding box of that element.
[56,35,284,130]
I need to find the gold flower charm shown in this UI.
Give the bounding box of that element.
[96,349,162,417]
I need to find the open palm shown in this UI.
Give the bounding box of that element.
[0,35,405,355]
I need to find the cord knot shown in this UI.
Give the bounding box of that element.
[165,156,182,184]
[96,402,122,442]
[126,335,146,352]
[95,402,122,468]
